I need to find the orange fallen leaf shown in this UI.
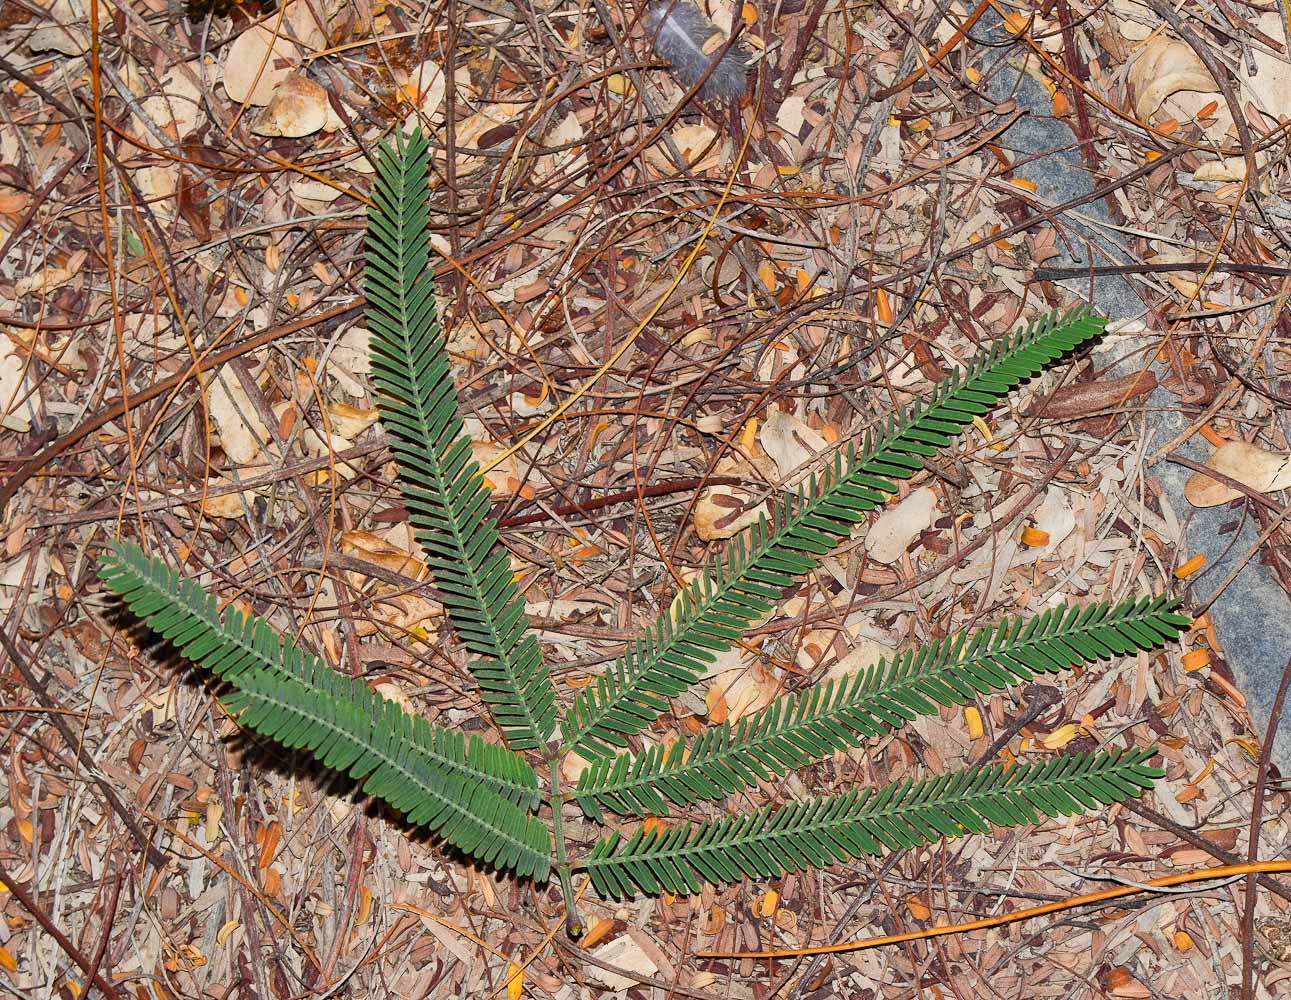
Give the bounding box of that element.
[1021,526,1050,547]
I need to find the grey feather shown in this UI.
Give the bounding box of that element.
[642,0,750,103]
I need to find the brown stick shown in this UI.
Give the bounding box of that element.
[0,627,167,869]
[0,858,125,1000]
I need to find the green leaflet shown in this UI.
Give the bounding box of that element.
[365,127,557,752]
[563,309,1108,759]
[574,596,1190,819]
[97,543,547,868]
[223,667,551,881]
[581,748,1162,898]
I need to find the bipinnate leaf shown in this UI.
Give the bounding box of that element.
[364,127,558,752]
[581,748,1162,897]
[574,596,1188,820]
[563,309,1108,759]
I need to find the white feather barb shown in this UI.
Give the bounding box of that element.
[642,0,750,102]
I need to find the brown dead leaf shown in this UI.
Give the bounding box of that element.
[590,934,659,990]
[326,401,379,438]
[694,486,766,541]
[224,28,295,106]
[253,75,329,137]
[14,249,87,298]
[760,409,827,483]
[208,375,271,465]
[0,335,31,432]
[1129,36,1217,121]
[864,487,937,564]
[1185,439,1291,507]
[341,530,426,578]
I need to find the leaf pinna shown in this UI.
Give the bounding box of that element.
[99,129,1190,927]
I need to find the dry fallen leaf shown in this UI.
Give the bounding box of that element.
[694,486,766,541]
[199,482,262,520]
[1185,439,1291,507]
[208,374,271,465]
[1128,36,1218,121]
[14,249,87,298]
[0,334,31,432]
[864,487,937,564]
[590,934,659,990]
[760,409,827,483]
[326,401,379,439]
[1241,14,1291,121]
[27,23,90,56]
[826,635,897,679]
[224,27,295,106]
[139,60,208,140]
[340,530,426,578]
[253,75,330,137]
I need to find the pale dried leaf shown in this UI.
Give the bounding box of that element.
[760,409,827,482]
[14,249,87,298]
[27,24,90,55]
[208,375,270,465]
[590,935,659,990]
[253,75,329,137]
[865,487,937,564]
[1185,439,1291,507]
[223,24,303,106]
[0,335,31,432]
[1129,36,1218,120]
[694,486,766,541]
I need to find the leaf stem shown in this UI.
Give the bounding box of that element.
[547,755,583,937]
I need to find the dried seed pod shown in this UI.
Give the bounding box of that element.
[642,0,751,102]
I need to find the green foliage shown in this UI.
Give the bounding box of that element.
[581,749,1162,897]
[573,596,1190,820]
[561,308,1107,760]
[98,542,549,879]
[97,128,1191,921]
[364,128,557,752]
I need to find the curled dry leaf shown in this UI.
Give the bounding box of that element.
[325,401,379,439]
[1185,439,1291,507]
[14,249,87,298]
[291,178,346,211]
[760,408,827,483]
[1241,14,1291,121]
[864,486,937,564]
[470,440,525,496]
[27,23,90,56]
[0,335,31,432]
[208,375,271,465]
[826,635,897,680]
[253,75,330,137]
[340,530,427,578]
[1026,369,1157,419]
[139,60,208,140]
[224,25,297,105]
[1128,36,1217,121]
[590,935,659,990]
[694,486,766,541]
[199,482,263,520]
[448,103,527,174]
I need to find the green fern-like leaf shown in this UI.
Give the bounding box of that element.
[365,127,557,752]
[581,747,1161,897]
[574,596,1189,819]
[222,667,551,881]
[97,541,544,814]
[563,309,1107,759]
